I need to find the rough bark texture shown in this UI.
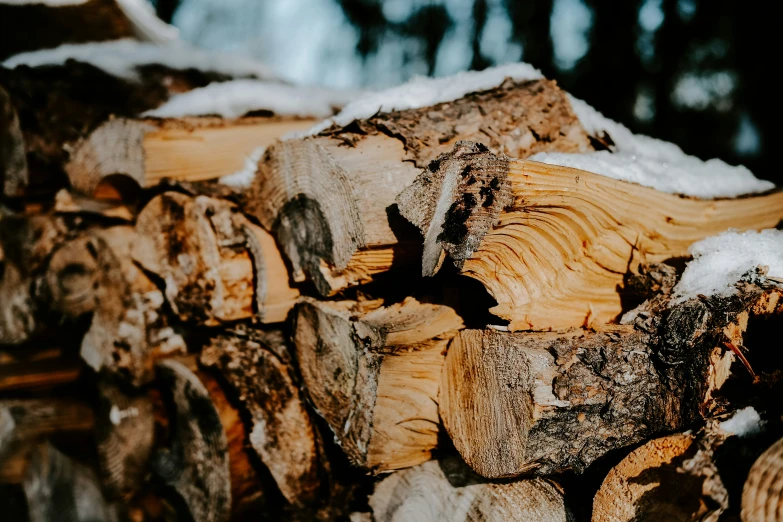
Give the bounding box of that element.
[248,78,592,296]
[200,328,324,506]
[398,143,783,330]
[368,457,573,522]
[154,359,231,522]
[23,442,118,522]
[440,283,783,478]
[0,85,28,198]
[293,297,463,472]
[742,436,783,522]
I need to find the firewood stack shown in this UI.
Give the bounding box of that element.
[2,29,783,522]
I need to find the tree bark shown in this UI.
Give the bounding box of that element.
[292,297,463,472]
[248,78,592,296]
[368,457,572,522]
[397,142,783,330]
[439,284,783,478]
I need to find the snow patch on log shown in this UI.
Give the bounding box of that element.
[719,407,764,437]
[673,229,783,302]
[2,38,276,81]
[307,62,543,135]
[531,97,774,198]
[145,80,349,119]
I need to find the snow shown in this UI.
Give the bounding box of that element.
[219,146,265,188]
[718,407,764,437]
[116,0,179,43]
[2,39,277,81]
[530,96,775,198]
[672,229,783,302]
[307,62,543,134]
[528,150,772,198]
[145,80,350,119]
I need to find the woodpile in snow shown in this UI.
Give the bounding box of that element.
[1,19,783,522]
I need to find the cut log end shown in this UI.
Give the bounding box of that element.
[742,436,783,522]
[293,297,462,472]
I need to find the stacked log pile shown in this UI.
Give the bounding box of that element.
[2,41,783,522]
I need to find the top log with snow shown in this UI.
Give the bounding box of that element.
[247,64,782,305]
[0,38,349,198]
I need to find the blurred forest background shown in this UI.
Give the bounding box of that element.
[149,0,775,185]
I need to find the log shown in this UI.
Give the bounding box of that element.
[248,78,592,296]
[0,59,241,196]
[94,376,155,499]
[439,284,783,478]
[0,398,94,483]
[292,297,463,472]
[1,85,28,198]
[134,191,299,325]
[0,349,82,392]
[66,116,318,198]
[79,226,186,385]
[0,212,71,344]
[152,359,232,522]
[742,436,783,522]
[396,142,783,331]
[22,442,119,522]
[368,457,571,522]
[200,328,324,506]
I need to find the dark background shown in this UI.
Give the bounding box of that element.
[151,0,776,185]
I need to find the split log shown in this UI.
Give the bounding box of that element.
[368,457,571,522]
[23,442,119,522]
[0,60,244,197]
[292,297,463,472]
[79,226,186,385]
[0,398,94,483]
[0,212,71,344]
[200,328,324,506]
[396,142,783,331]
[592,433,724,522]
[249,78,592,296]
[1,85,28,198]
[134,192,298,325]
[440,283,783,478]
[94,376,155,499]
[742,436,783,522]
[152,359,232,522]
[66,116,318,198]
